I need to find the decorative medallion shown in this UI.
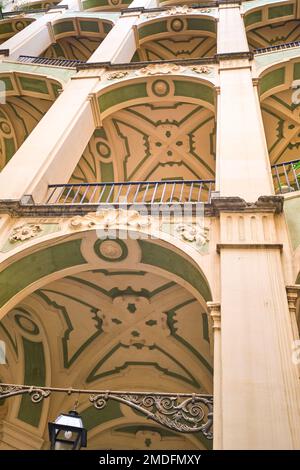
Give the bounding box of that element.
[14,21,26,31]
[175,223,209,246]
[170,18,185,32]
[151,80,170,97]
[98,240,123,259]
[136,63,185,76]
[9,224,42,243]
[109,0,120,5]
[0,121,11,135]
[94,238,128,262]
[106,71,129,81]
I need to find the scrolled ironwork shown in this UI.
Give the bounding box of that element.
[0,383,213,438]
[89,392,213,438]
[29,387,51,403]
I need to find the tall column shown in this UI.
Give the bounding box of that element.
[207,302,222,450]
[88,11,140,64]
[218,208,300,449]
[217,4,300,449]
[216,5,273,200]
[0,73,102,203]
[0,10,65,60]
[217,3,249,54]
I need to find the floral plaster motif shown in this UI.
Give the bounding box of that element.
[135,63,185,76]
[9,224,42,243]
[175,223,209,247]
[69,209,152,230]
[106,71,129,81]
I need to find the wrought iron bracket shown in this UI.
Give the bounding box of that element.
[0,383,213,439]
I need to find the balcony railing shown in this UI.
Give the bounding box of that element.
[272,158,300,194]
[18,55,85,68]
[254,41,300,55]
[46,180,215,205]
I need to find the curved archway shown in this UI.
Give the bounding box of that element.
[258,58,300,193]
[82,0,131,12]
[0,71,63,171]
[69,73,216,190]
[0,230,213,450]
[133,14,217,61]
[0,17,35,45]
[42,16,114,61]
[244,0,299,49]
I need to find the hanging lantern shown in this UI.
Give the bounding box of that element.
[48,410,87,450]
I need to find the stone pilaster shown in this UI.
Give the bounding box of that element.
[207,301,221,450]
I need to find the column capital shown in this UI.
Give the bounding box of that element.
[286,285,300,316]
[207,301,221,330]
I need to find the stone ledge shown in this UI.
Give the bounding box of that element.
[217,243,283,253]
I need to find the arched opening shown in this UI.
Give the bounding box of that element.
[0,17,35,45]
[53,74,217,205]
[0,72,64,172]
[258,59,300,194]
[41,17,114,62]
[133,14,217,62]
[82,0,131,12]
[0,231,213,450]
[244,1,300,50]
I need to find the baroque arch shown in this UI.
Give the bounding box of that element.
[42,16,114,61]
[133,13,217,61]
[257,58,300,192]
[69,72,216,195]
[0,71,64,171]
[0,229,213,450]
[0,17,35,45]
[244,0,300,49]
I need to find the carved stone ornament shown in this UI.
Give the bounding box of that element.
[175,223,209,246]
[143,6,211,19]
[69,209,152,230]
[136,63,185,76]
[191,65,212,75]
[106,71,129,81]
[9,224,42,243]
[166,5,194,15]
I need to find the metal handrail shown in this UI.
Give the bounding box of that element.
[45,179,215,205]
[254,41,300,55]
[271,158,300,194]
[18,55,85,67]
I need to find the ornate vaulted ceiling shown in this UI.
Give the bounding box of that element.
[261,86,300,166]
[43,37,102,61]
[0,73,63,171]
[134,35,216,61]
[0,267,212,449]
[247,19,300,49]
[71,101,216,184]
[41,17,113,61]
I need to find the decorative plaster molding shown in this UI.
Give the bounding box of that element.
[69,209,152,230]
[191,65,212,74]
[106,71,129,80]
[135,63,185,76]
[9,223,42,243]
[206,302,221,331]
[165,5,195,15]
[175,223,209,246]
[143,6,212,20]
[286,285,300,318]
